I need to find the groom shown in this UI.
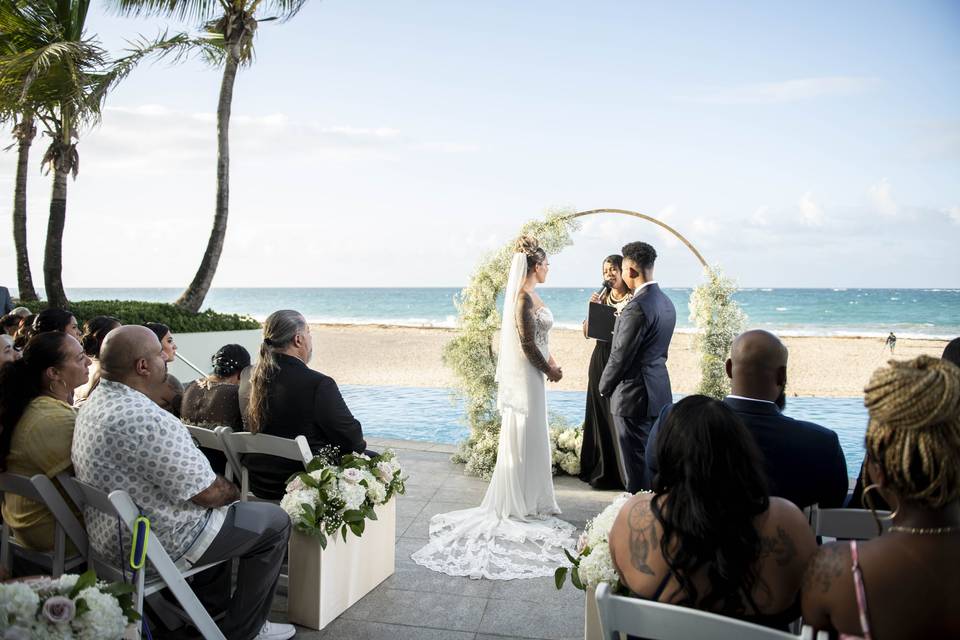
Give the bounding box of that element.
[599,241,676,493]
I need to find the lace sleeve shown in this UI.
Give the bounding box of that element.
[515,292,551,375]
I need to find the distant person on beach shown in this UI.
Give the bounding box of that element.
[242,310,368,499]
[646,329,848,509]
[942,337,960,368]
[886,331,897,354]
[599,241,676,493]
[0,286,13,315]
[802,356,960,640]
[143,322,184,416]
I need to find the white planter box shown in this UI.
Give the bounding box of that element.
[287,498,396,630]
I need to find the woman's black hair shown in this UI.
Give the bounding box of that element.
[603,254,623,270]
[81,316,121,358]
[650,394,770,615]
[212,344,251,378]
[33,308,76,334]
[1,314,20,333]
[13,314,36,350]
[143,322,171,343]
[0,332,72,470]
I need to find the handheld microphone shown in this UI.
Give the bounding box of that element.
[596,281,610,297]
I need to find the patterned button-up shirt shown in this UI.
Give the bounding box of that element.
[73,379,224,567]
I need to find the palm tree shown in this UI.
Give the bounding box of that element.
[108,0,310,313]
[0,1,215,308]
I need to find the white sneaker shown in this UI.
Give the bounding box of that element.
[254,620,296,640]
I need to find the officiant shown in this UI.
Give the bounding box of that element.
[579,255,631,489]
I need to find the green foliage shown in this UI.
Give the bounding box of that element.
[444,208,580,479]
[689,267,747,398]
[30,299,260,333]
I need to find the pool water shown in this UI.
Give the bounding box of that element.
[340,385,868,473]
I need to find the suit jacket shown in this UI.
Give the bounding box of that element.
[645,397,849,509]
[243,353,366,499]
[598,283,676,418]
[0,287,13,315]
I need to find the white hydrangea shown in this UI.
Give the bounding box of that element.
[57,575,79,593]
[584,492,632,549]
[337,479,367,511]
[279,488,318,521]
[0,583,39,627]
[363,472,387,504]
[558,452,580,476]
[74,587,125,640]
[24,621,72,640]
[577,541,618,588]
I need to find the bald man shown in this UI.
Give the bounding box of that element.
[73,326,296,640]
[645,330,848,509]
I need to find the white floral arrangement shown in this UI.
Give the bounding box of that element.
[550,425,583,476]
[0,570,139,640]
[689,266,746,399]
[555,492,635,591]
[281,448,406,549]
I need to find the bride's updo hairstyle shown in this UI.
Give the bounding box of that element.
[247,309,307,433]
[516,235,546,274]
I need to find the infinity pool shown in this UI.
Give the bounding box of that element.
[340,385,869,473]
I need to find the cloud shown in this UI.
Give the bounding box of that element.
[752,206,769,226]
[945,206,960,225]
[686,76,879,105]
[867,178,898,216]
[798,192,824,226]
[691,216,719,236]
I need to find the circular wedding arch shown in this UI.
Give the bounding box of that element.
[445,206,739,478]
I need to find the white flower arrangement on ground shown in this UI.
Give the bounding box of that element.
[0,570,139,639]
[549,425,583,476]
[555,492,638,592]
[281,448,406,549]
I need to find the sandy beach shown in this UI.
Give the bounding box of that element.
[308,324,949,397]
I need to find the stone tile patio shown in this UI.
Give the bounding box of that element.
[269,437,622,640]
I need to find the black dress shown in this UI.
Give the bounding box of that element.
[579,293,629,489]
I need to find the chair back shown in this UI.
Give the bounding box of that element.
[0,472,88,576]
[184,424,238,481]
[806,506,891,540]
[218,431,312,500]
[594,582,822,640]
[58,476,227,640]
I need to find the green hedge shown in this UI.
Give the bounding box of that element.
[28,300,261,333]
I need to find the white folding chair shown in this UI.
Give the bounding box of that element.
[806,505,891,540]
[594,582,827,640]
[59,476,227,640]
[0,472,88,577]
[218,431,312,501]
[184,424,239,482]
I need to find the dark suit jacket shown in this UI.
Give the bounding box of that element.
[0,287,13,315]
[645,397,849,509]
[598,283,676,418]
[244,353,366,498]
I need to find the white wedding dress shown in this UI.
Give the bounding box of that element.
[411,254,576,580]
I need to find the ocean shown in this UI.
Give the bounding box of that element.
[64,287,960,339]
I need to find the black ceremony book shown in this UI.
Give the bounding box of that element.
[586,302,617,342]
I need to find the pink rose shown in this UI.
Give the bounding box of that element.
[42,595,76,624]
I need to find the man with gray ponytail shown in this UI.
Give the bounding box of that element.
[242,310,368,499]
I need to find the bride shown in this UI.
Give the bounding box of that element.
[412,236,577,580]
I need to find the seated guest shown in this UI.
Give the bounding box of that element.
[182,344,252,474]
[243,309,367,499]
[802,356,960,639]
[1,313,19,336]
[13,314,35,350]
[0,332,89,551]
[943,337,960,367]
[646,330,848,508]
[0,334,19,365]
[73,326,295,640]
[143,322,184,416]
[33,308,81,341]
[10,306,32,318]
[73,315,121,405]
[610,395,816,629]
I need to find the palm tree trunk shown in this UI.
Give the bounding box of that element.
[174,47,240,313]
[12,117,39,302]
[44,167,68,308]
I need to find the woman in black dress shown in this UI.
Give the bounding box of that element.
[579,255,632,489]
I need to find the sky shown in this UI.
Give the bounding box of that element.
[1,0,959,292]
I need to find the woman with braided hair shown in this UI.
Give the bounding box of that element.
[802,355,960,639]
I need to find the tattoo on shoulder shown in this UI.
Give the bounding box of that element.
[759,526,798,567]
[802,544,845,595]
[628,500,658,576]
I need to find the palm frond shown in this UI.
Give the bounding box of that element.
[103,0,227,25]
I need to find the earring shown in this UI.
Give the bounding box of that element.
[863,483,899,535]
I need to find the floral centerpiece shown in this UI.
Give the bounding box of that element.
[555,492,635,592]
[550,425,583,476]
[0,570,139,640]
[280,448,406,549]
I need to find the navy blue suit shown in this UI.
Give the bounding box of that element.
[0,287,13,315]
[599,282,676,492]
[645,396,849,508]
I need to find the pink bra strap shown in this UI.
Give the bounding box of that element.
[850,541,873,640]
